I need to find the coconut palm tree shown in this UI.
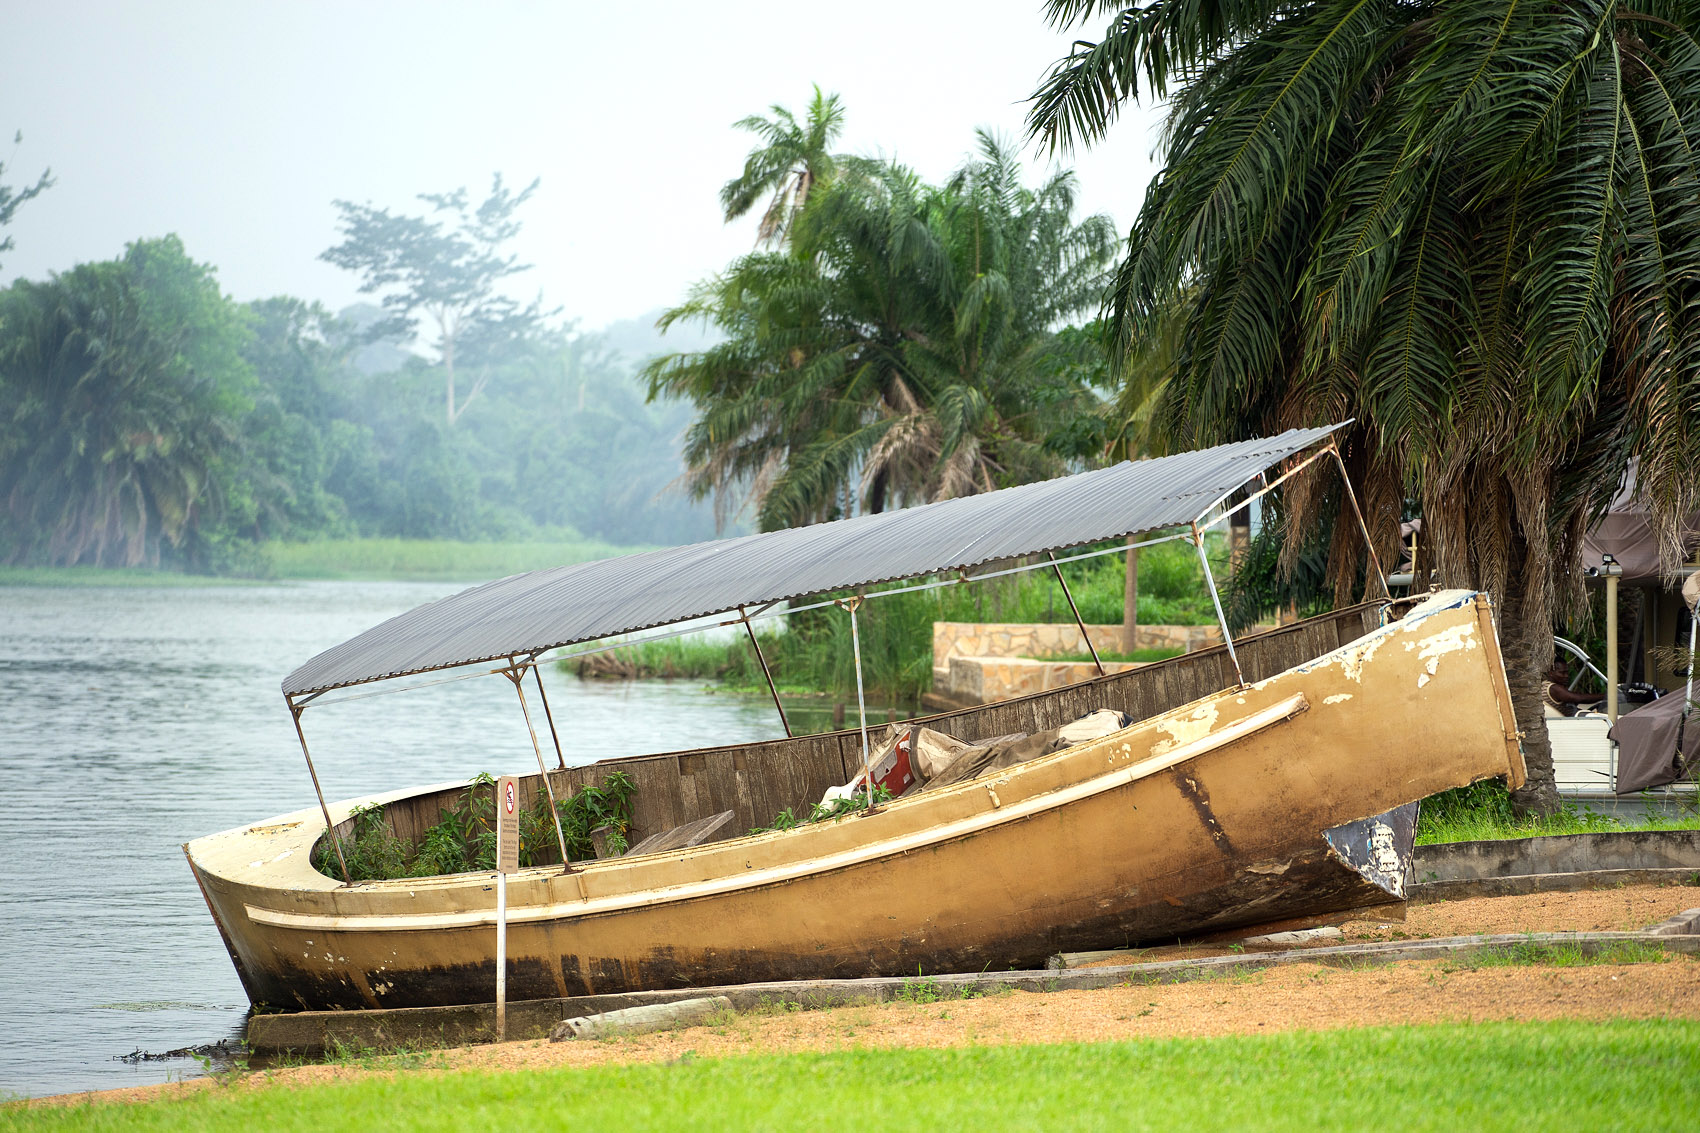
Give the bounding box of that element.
[648,126,1118,531]
[1028,0,1700,812]
[719,86,847,246]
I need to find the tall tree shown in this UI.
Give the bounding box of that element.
[0,130,52,271]
[321,175,549,425]
[0,236,255,568]
[239,297,365,540]
[649,123,1118,531]
[719,86,846,245]
[1029,0,1700,812]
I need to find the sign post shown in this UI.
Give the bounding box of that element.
[494,774,520,1042]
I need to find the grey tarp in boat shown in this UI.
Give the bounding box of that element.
[1609,692,1699,794]
[283,424,1345,697]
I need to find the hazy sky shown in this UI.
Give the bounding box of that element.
[2,1,1165,332]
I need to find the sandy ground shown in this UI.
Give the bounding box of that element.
[1064,883,1700,967]
[27,885,1700,1110]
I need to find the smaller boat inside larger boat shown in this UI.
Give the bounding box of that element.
[185,427,1524,1012]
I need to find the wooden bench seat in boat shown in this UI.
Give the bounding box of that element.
[622,809,737,857]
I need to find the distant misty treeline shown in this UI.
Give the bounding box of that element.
[0,234,722,572]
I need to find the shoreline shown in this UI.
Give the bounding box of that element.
[0,538,644,588]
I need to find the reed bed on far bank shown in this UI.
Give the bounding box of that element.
[265,537,639,581]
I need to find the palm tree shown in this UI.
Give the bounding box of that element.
[1028,0,1700,813]
[648,123,1118,531]
[719,86,847,246]
[0,237,253,567]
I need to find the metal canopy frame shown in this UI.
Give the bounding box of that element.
[289,432,1389,884]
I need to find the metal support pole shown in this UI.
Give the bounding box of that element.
[501,663,575,871]
[838,597,879,810]
[739,606,791,737]
[530,660,567,770]
[1192,525,1245,687]
[1048,552,1104,676]
[1325,444,1391,602]
[287,697,350,884]
[1684,595,1697,728]
[495,870,507,1041]
[1606,567,1621,723]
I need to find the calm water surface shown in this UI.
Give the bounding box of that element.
[0,582,795,1098]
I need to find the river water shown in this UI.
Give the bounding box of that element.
[0,581,802,1098]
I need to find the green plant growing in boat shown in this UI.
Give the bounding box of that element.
[315,771,636,881]
[412,772,501,877]
[525,771,636,862]
[750,784,892,835]
[321,803,412,880]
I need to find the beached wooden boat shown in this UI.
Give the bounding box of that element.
[186,588,1522,1011]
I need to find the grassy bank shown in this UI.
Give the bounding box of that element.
[14,1021,1696,1128]
[0,539,643,587]
[1416,781,1700,844]
[265,538,639,581]
[0,566,265,588]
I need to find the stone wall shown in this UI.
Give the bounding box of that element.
[932,621,1222,668]
[944,655,1143,704]
[932,620,1224,705]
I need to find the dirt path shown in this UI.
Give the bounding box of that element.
[1064,883,1700,966]
[1356,885,1699,938]
[28,885,1700,1110]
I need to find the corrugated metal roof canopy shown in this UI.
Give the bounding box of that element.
[284,424,1344,697]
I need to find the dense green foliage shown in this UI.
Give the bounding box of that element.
[0,232,721,571]
[1031,1,1700,810]
[13,1021,1699,1127]
[0,238,262,570]
[648,95,1120,531]
[1220,508,1339,631]
[314,772,636,881]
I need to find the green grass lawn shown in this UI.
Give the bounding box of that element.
[1415,781,1700,845]
[11,1021,1696,1130]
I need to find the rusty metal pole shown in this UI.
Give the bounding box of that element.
[1326,444,1391,602]
[501,662,574,871]
[1193,524,1245,687]
[739,605,791,737]
[530,660,567,770]
[287,696,350,884]
[1047,552,1105,677]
